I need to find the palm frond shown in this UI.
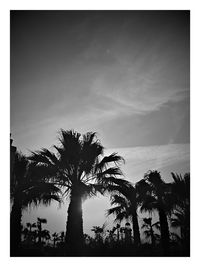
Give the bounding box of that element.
[97,153,125,170]
[106,205,124,217]
[110,194,128,207]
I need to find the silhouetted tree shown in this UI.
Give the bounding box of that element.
[24,222,37,244]
[52,232,59,247]
[59,231,65,243]
[37,217,47,245]
[138,170,171,255]
[26,222,37,232]
[29,130,124,253]
[170,173,190,251]
[10,152,60,256]
[107,180,141,246]
[91,224,106,244]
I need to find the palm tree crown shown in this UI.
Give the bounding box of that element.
[107,179,141,245]
[138,170,171,255]
[29,129,125,253]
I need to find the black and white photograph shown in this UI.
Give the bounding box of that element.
[10,10,190,257]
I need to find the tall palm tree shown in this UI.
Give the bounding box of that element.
[170,173,190,249]
[138,170,171,255]
[107,180,141,246]
[10,152,61,256]
[29,129,124,253]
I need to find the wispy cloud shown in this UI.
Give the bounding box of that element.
[91,62,188,116]
[106,143,190,182]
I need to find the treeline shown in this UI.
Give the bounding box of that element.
[10,130,189,256]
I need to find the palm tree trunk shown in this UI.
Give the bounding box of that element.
[150,226,155,247]
[131,210,141,246]
[158,207,170,255]
[10,195,22,256]
[65,188,83,254]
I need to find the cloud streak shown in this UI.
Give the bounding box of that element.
[106,143,190,182]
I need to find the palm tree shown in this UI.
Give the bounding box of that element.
[10,152,61,255]
[91,224,106,243]
[170,172,190,250]
[26,222,37,233]
[106,226,117,244]
[107,180,141,246]
[60,231,65,243]
[52,232,59,247]
[40,229,51,245]
[138,170,171,255]
[24,222,37,244]
[37,217,47,245]
[29,129,125,253]
[141,217,160,246]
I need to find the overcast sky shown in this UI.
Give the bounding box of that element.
[10,11,190,236]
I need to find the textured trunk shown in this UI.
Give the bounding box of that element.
[131,209,141,246]
[158,207,170,255]
[10,195,22,256]
[65,188,83,254]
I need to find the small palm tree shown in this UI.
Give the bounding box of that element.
[52,232,59,247]
[107,226,117,240]
[37,217,47,245]
[59,231,65,243]
[29,129,125,252]
[24,222,37,244]
[91,224,106,243]
[40,229,51,245]
[26,222,37,232]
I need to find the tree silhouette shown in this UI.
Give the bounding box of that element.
[29,129,125,254]
[26,222,36,232]
[91,224,106,243]
[59,231,65,243]
[170,173,190,251]
[138,170,171,255]
[37,217,47,245]
[10,152,60,256]
[52,232,59,247]
[107,179,141,246]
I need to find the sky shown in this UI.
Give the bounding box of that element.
[10,11,190,236]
